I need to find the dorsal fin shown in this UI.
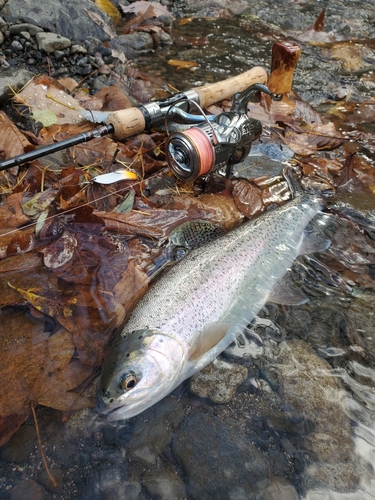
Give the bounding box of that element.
[188,322,230,361]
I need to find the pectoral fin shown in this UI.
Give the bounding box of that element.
[188,322,230,361]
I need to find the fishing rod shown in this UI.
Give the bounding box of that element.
[0,66,268,172]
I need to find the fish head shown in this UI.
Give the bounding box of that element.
[97,328,185,421]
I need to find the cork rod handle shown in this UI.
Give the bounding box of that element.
[108,66,268,140]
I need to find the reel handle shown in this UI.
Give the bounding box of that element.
[108,66,268,140]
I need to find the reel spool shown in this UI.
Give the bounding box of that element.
[166,117,262,183]
[165,83,282,183]
[166,125,214,183]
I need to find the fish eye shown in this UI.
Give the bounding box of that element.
[120,372,137,391]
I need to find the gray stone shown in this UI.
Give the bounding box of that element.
[1,0,114,42]
[70,44,87,55]
[9,23,43,35]
[109,32,154,59]
[190,359,248,403]
[35,32,71,53]
[11,39,22,51]
[19,30,31,41]
[0,54,10,69]
[10,480,46,500]
[0,30,4,45]
[0,424,36,463]
[172,411,269,499]
[142,467,187,500]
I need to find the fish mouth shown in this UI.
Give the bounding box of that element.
[96,390,149,421]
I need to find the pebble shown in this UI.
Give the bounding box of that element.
[35,32,71,53]
[10,39,22,51]
[109,32,154,59]
[9,479,46,500]
[255,476,299,500]
[189,358,248,403]
[19,31,31,41]
[9,23,43,36]
[142,467,187,500]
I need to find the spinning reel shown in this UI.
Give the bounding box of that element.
[165,83,282,183]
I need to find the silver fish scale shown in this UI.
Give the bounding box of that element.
[122,194,322,346]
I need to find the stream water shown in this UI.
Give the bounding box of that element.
[1,1,375,499]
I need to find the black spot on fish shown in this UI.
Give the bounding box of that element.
[126,353,130,357]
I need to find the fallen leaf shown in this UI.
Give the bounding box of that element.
[85,9,117,38]
[0,111,34,163]
[14,79,87,125]
[282,122,345,155]
[87,85,133,112]
[167,59,200,70]
[94,0,121,25]
[330,42,368,70]
[232,180,265,218]
[120,0,171,18]
[0,193,30,229]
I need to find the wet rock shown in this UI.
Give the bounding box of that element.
[109,32,154,59]
[9,479,46,500]
[128,397,184,466]
[0,67,34,102]
[9,23,43,36]
[254,476,299,500]
[172,411,270,499]
[189,359,248,403]
[93,468,141,500]
[0,424,36,463]
[35,32,71,53]
[142,467,187,500]
[1,0,114,42]
[274,339,361,492]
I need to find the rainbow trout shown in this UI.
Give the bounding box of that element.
[97,193,324,421]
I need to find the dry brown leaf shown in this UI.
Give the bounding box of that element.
[0,193,30,229]
[0,111,34,163]
[0,305,93,446]
[167,59,200,70]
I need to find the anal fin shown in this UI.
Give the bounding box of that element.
[268,271,308,305]
[188,322,230,361]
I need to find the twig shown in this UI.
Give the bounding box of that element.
[31,403,58,489]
